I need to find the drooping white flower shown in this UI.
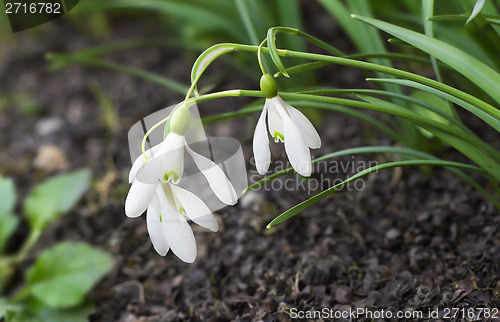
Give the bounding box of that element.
[253,74,321,177]
[143,182,218,263]
[125,106,237,262]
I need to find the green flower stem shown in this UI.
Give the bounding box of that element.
[193,43,499,121]
[185,88,492,155]
[181,87,500,179]
[278,92,500,168]
[257,39,267,75]
[14,228,42,266]
[297,89,466,131]
[268,26,345,56]
[187,89,264,104]
[140,115,171,157]
[278,50,500,121]
[274,53,434,78]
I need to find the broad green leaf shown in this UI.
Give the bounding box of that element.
[0,177,16,215]
[25,242,113,308]
[0,298,8,319]
[23,169,91,230]
[0,177,18,254]
[0,215,19,254]
[5,301,94,322]
[352,15,500,106]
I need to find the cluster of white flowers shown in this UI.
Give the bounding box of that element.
[125,74,320,263]
[125,106,237,263]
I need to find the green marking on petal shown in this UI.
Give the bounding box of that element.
[179,207,187,216]
[159,214,162,222]
[163,171,179,183]
[273,131,284,142]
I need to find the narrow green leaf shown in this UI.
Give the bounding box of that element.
[352,14,500,105]
[408,90,454,138]
[358,94,500,176]
[466,0,486,24]
[101,0,245,39]
[428,14,470,22]
[486,18,500,25]
[368,78,500,132]
[23,169,91,230]
[423,0,458,119]
[202,99,398,140]
[25,242,113,308]
[267,27,294,77]
[277,0,307,56]
[47,54,189,95]
[267,160,485,228]
[247,145,500,210]
[190,44,237,88]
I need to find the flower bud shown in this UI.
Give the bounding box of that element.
[170,106,191,135]
[260,74,278,98]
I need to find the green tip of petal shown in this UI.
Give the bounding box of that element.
[164,171,180,183]
[273,131,284,142]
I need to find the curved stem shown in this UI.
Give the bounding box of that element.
[257,39,267,75]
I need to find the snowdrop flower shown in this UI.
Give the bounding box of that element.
[253,74,321,177]
[125,106,237,262]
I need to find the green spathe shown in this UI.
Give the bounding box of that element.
[170,107,191,135]
[260,74,278,98]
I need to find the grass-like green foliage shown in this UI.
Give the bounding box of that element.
[48,0,500,227]
[0,171,113,321]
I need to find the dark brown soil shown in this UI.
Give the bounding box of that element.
[1,8,499,322]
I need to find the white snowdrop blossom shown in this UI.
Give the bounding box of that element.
[253,74,321,177]
[125,106,237,262]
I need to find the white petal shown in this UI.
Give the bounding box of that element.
[159,133,185,183]
[170,184,218,232]
[185,143,237,205]
[284,100,321,149]
[252,105,271,175]
[129,144,162,183]
[146,193,169,256]
[267,97,285,143]
[157,185,197,263]
[276,108,312,177]
[125,181,156,218]
[135,134,183,184]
